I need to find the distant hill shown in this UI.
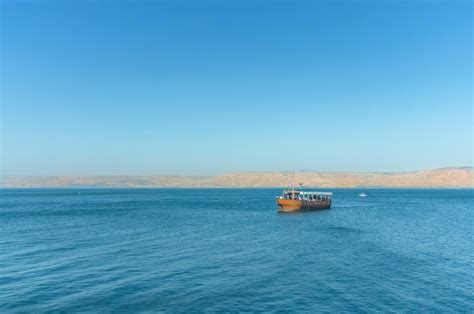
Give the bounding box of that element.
[206,167,473,188]
[2,167,472,188]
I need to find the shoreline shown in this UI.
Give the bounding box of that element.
[1,186,473,190]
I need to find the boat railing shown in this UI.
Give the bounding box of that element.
[280,191,332,201]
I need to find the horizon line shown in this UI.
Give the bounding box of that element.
[2,166,473,178]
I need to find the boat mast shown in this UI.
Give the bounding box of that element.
[292,171,295,193]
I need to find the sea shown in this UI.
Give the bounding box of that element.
[0,188,473,312]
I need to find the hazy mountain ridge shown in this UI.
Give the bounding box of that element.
[2,167,472,188]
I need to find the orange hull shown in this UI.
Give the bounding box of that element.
[276,199,302,211]
[276,198,331,212]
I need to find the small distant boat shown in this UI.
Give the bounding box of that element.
[276,189,332,212]
[359,193,367,197]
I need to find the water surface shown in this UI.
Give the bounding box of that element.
[0,188,473,311]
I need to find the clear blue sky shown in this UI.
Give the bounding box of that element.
[1,0,472,176]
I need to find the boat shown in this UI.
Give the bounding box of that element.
[359,193,367,197]
[276,190,332,212]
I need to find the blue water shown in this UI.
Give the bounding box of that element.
[0,188,473,312]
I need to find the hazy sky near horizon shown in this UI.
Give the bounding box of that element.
[1,0,472,176]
